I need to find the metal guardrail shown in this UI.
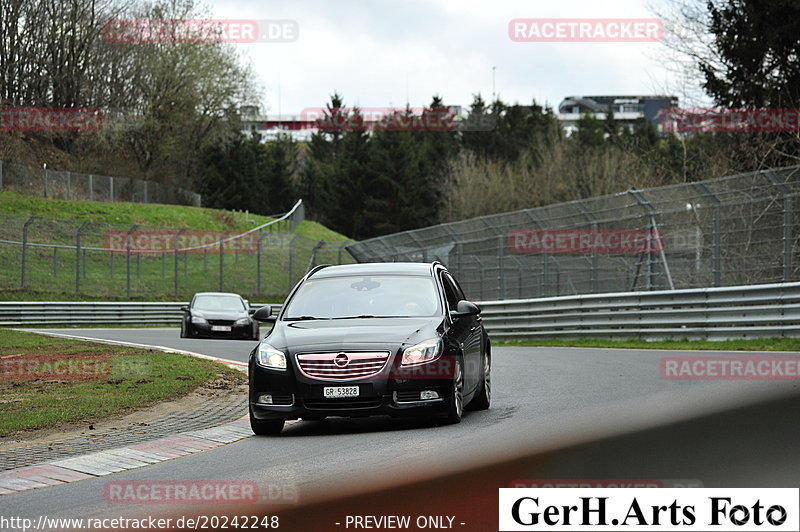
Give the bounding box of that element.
[3,282,798,340]
[0,302,281,327]
[478,281,800,341]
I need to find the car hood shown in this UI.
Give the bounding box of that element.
[192,309,248,320]
[267,317,443,351]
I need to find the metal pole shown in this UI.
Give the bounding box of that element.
[110,176,114,202]
[288,235,300,290]
[21,216,36,289]
[575,202,599,293]
[125,225,137,298]
[174,228,186,295]
[692,182,722,287]
[766,171,793,282]
[83,249,87,279]
[76,222,90,293]
[89,174,93,201]
[67,171,71,200]
[220,231,228,291]
[257,233,268,295]
[53,248,58,277]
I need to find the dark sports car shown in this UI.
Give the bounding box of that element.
[248,261,491,435]
[180,292,260,340]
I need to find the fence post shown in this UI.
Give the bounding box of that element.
[219,231,229,291]
[629,188,674,290]
[144,180,148,203]
[21,216,36,289]
[766,170,793,282]
[692,182,722,286]
[174,228,186,295]
[125,225,138,298]
[257,233,269,296]
[89,174,93,201]
[288,235,300,290]
[75,222,90,293]
[337,241,350,264]
[67,171,71,200]
[53,248,58,277]
[43,165,49,197]
[575,202,599,293]
[110,176,114,202]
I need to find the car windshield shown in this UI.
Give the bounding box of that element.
[283,275,441,319]
[192,295,245,312]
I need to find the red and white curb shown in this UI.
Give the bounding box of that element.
[0,330,298,496]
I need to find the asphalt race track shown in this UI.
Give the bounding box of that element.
[3,328,799,530]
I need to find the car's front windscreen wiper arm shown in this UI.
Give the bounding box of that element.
[283,315,329,321]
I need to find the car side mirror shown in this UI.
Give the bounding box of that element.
[180,306,189,312]
[248,308,256,315]
[253,305,275,322]
[449,300,480,319]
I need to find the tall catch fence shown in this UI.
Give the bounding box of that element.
[0,200,355,300]
[347,166,800,300]
[0,160,202,206]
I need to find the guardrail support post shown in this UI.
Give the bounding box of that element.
[88,174,93,201]
[692,182,722,287]
[21,216,36,289]
[76,222,90,293]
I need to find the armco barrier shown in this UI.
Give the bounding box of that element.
[0,302,281,327]
[478,281,800,341]
[2,282,798,340]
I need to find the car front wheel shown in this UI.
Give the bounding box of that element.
[466,349,490,411]
[442,357,464,424]
[249,406,285,435]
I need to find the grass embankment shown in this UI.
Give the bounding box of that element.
[0,190,354,301]
[497,337,800,351]
[0,328,245,436]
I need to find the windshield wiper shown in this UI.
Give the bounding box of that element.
[336,315,382,319]
[284,315,327,321]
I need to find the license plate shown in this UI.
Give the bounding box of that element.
[323,386,359,398]
[211,325,231,332]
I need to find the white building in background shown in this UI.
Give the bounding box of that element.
[557,95,679,136]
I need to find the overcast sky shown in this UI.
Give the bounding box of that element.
[206,0,698,116]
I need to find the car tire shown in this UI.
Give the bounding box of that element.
[442,356,464,424]
[466,348,490,411]
[249,406,284,435]
[180,320,189,338]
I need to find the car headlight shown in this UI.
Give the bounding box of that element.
[401,338,441,366]
[191,316,208,325]
[235,318,250,326]
[256,343,287,370]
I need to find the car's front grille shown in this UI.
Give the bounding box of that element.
[208,319,235,326]
[296,352,389,381]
